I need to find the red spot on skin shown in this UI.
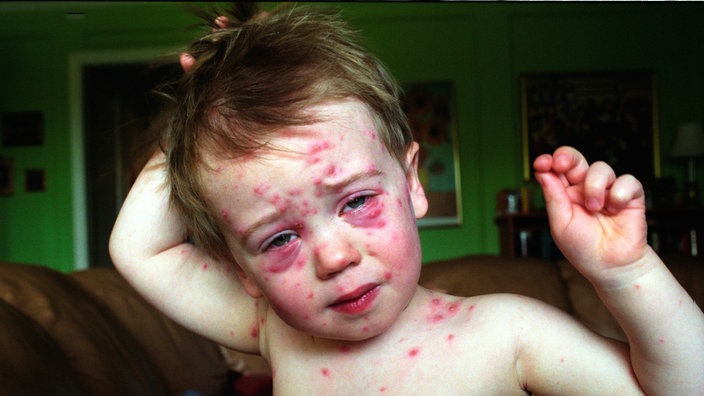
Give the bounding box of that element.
[468,305,475,312]
[307,292,314,300]
[384,271,392,280]
[294,256,312,270]
[250,325,259,338]
[379,387,387,392]
[426,297,462,324]
[253,184,269,196]
[338,344,352,353]
[408,347,420,358]
[658,338,665,344]
[321,368,331,377]
[635,284,642,290]
[308,141,331,154]
[325,164,337,176]
[430,314,445,323]
[363,326,371,332]
[447,334,455,342]
[202,263,209,271]
[288,188,303,196]
[221,209,231,223]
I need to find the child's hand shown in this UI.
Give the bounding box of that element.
[533,146,649,282]
[179,16,230,72]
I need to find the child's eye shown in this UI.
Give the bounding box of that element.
[265,232,298,250]
[343,195,371,212]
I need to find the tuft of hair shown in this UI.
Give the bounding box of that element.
[160,2,412,263]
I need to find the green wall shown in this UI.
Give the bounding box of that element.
[0,2,702,271]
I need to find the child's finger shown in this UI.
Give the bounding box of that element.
[179,53,196,73]
[551,146,590,186]
[583,161,616,212]
[605,174,644,213]
[214,16,229,29]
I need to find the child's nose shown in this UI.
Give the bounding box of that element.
[313,238,361,280]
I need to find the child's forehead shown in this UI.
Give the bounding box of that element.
[201,119,393,182]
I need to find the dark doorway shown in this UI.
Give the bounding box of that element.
[82,62,180,267]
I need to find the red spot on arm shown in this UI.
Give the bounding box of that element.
[408,347,420,358]
[321,368,331,377]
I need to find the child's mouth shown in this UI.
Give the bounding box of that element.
[329,284,380,315]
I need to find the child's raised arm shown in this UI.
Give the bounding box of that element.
[109,150,262,353]
[534,146,704,394]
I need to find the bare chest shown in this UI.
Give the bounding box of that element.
[266,322,523,395]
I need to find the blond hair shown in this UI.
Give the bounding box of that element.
[160,3,412,263]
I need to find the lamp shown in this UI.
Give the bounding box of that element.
[670,122,704,205]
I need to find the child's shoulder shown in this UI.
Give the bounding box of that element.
[414,288,570,327]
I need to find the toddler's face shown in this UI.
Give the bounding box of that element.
[201,99,427,340]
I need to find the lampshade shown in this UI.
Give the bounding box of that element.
[671,123,704,158]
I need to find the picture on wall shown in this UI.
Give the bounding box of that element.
[402,81,462,227]
[1,111,44,147]
[520,70,659,182]
[0,158,13,196]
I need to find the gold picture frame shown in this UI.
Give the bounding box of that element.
[402,81,462,227]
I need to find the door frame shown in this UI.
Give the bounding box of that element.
[68,46,181,270]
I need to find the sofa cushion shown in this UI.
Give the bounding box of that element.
[419,255,571,312]
[558,254,704,342]
[557,261,627,341]
[71,267,230,395]
[661,254,704,310]
[0,263,166,396]
[0,298,84,396]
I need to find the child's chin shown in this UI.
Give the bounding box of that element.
[305,320,394,342]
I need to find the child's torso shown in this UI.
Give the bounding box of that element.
[262,293,530,395]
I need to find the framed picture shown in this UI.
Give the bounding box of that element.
[2,111,44,147]
[25,169,46,192]
[520,70,659,182]
[402,81,462,227]
[0,158,13,196]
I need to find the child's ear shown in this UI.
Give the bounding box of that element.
[404,142,428,219]
[233,265,264,299]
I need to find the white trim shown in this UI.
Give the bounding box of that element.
[68,46,183,270]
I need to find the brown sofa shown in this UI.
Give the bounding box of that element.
[1,254,701,395]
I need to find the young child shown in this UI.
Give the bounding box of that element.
[110,4,704,394]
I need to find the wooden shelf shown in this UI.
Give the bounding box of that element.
[495,208,704,258]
